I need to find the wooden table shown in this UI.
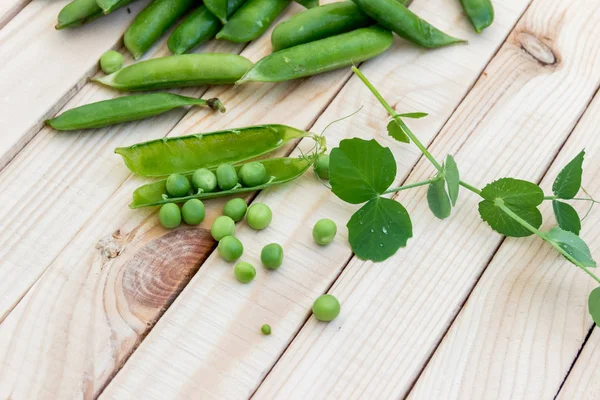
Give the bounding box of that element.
[1,0,599,398]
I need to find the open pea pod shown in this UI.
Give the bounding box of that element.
[130,156,314,208]
[115,124,312,177]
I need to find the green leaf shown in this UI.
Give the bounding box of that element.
[553,150,585,199]
[552,200,581,235]
[329,138,397,204]
[397,112,428,119]
[427,178,451,219]
[588,287,600,326]
[444,155,460,206]
[545,227,596,268]
[478,178,544,237]
[387,120,410,143]
[347,197,412,262]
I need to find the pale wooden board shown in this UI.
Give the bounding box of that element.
[0,0,148,171]
[98,1,538,399]
[251,0,600,398]
[409,81,600,400]
[557,328,600,399]
[0,0,29,29]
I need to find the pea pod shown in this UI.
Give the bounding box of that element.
[130,156,314,208]
[124,0,196,59]
[460,0,494,33]
[238,26,393,83]
[45,94,225,131]
[216,0,291,43]
[295,0,318,7]
[115,124,311,176]
[204,0,229,23]
[96,0,138,14]
[56,0,103,29]
[93,54,254,91]
[351,0,465,48]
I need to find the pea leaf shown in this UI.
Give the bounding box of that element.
[347,197,412,262]
[330,138,397,204]
[545,227,596,268]
[553,150,585,199]
[588,287,600,326]
[387,120,410,144]
[397,112,428,119]
[427,178,451,219]
[478,178,544,237]
[552,200,581,235]
[444,155,460,206]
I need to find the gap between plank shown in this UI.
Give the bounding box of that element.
[553,324,595,399]
[0,0,33,31]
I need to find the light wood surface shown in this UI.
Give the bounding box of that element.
[557,327,600,399]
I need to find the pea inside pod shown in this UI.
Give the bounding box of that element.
[115,124,311,176]
[216,0,291,43]
[93,54,254,91]
[46,93,224,131]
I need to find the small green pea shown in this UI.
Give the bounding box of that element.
[218,236,244,262]
[216,164,239,191]
[312,294,340,322]
[159,203,181,229]
[211,215,236,241]
[261,243,284,270]
[192,168,217,193]
[261,324,272,335]
[181,199,205,225]
[312,218,337,245]
[166,173,191,197]
[247,203,272,230]
[234,261,256,283]
[239,162,268,187]
[100,50,124,74]
[223,198,247,222]
[315,154,330,180]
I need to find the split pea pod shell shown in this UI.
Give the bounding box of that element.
[93,54,254,91]
[216,0,291,43]
[130,156,313,208]
[56,0,103,29]
[239,26,393,83]
[124,0,196,59]
[45,94,225,131]
[460,0,494,33]
[351,0,465,48]
[115,124,310,176]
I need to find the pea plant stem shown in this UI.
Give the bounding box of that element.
[383,178,438,194]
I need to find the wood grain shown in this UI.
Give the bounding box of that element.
[0,0,30,30]
[557,327,600,399]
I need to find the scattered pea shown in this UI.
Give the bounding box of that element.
[313,218,337,245]
[192,168,218,193]
[218,235,244,262]
[216,164,239,191]
[223,198,248,222]
[312,294,341,322]
[211,215,236,241]
[234,261,256,283]
[181,199,205,225]
[261,243,284,270]
[166,173,191,197]
[247,203,272,230]
[100,50,124,74]
[159,203,182,229]
[315,154,330,180]
[239,161,268,187]
[261,324,272,335]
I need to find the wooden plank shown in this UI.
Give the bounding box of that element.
[251,0,600,399]
[0,0,148,171]
[557,328,600,399]
[409,84,600,400]
[98,1,535,399]
[0,0,30,29]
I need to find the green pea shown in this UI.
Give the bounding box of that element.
[211,216,236,241]
[181,199,205,225]
[261,324,272,335]
[312,218,337,245]
[247,203,272,230]
[166,173,191,197]
[312,294,341,322]
[216,164,239,191]
[239,162,268,187]
[159,203,182,229]
[234,261,256,283]
[99,50,124,75]
[223,198,247,222]
[217,235,244,262]
[261,243,284,270]
[193,168,218,193]
[315,154,329,180]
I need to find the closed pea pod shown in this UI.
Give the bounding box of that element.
[97,0,138,14]
[93,54,253,91]
[56,0,103,30]
[216,0,291,43]
[238,26,393,83]
[460,0,494,33]
[204,0,229,23]
[45,94,224,131]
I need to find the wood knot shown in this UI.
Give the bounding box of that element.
[96,230,125,259]
[516,32,558,66]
